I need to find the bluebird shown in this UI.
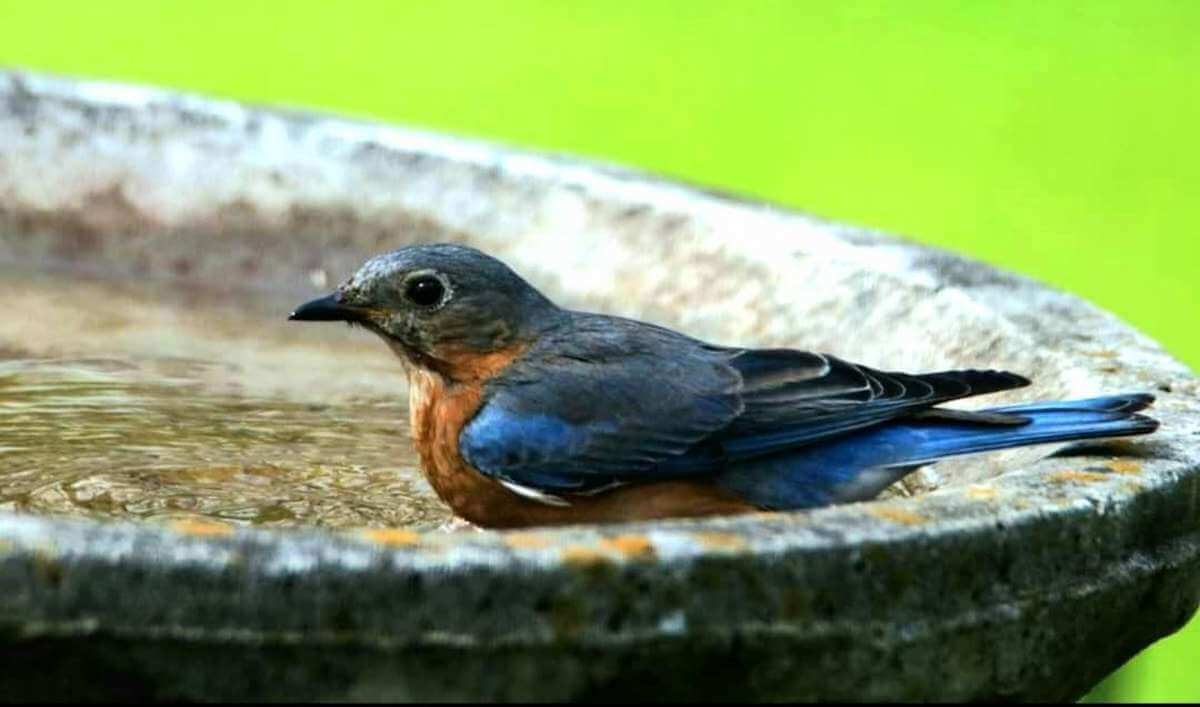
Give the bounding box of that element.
[289,244,1158,529]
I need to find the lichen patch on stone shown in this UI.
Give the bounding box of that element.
[170,519,234,537]
[1049,470,1110,485]
[599,534,656,559]
[965,485,999,501]
[560,544,609,566]
[361,528,421,547]
[692,531,748,552]
[1107,460,1143,475]
[503,531,553,550]
[868,506,926,526]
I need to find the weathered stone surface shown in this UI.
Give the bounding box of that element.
[0,71,1198,701]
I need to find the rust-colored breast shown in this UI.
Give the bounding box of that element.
[406,347,756,529]
[408,367,513,525]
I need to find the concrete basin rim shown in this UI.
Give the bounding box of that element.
[1,69,849,235]
[0,452,1192,573]
[10,526,1199,653]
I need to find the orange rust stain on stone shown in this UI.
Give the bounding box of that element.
[965,485,999,501]
[170,519,234,537]
[868,506,926,526]
[599,535,656,559]
[1050,470,1110,484]
[692,531,748,551]
[504,531,553,550]
[362,528,421,547]
[1108,460,1143,475]
[561,544,610,566]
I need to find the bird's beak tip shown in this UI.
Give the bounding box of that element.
[288,293,357,322]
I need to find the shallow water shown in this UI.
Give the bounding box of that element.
[0,267,450,529]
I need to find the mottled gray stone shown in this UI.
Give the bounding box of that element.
[1,70,1198,701]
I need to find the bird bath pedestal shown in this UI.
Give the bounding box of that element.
[1,72,1198,701]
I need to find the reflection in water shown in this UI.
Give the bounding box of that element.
[0,358,449,530]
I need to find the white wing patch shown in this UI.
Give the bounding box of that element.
[498,479,572,507]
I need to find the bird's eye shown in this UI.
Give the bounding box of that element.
[405,275,445,307]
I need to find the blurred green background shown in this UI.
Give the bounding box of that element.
[1,0,1195,700]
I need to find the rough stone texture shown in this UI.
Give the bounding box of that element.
[1,70,1198,701]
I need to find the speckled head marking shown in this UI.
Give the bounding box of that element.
[291,244,563,378]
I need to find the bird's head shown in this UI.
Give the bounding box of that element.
[289,244,561,375]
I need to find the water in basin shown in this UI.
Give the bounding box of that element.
[0,265,450,530]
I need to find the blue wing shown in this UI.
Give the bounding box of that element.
[460,317,743,494]
[460,313,1032,496]
[714,394,1158,509]
[717,348,1030,459]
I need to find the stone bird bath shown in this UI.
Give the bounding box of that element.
[1,71,1198,701]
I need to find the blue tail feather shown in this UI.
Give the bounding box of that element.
[987,393,1155,416]
[714,394,1157,510]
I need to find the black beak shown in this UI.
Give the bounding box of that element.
[288,293,362,322]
